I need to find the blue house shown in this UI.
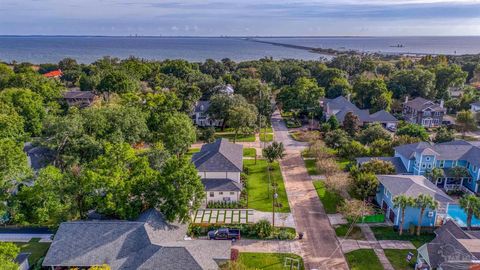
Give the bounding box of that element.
[393,140,480,194]
[375,175,454,228]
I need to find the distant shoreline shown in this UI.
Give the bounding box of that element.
[1,35,480,38]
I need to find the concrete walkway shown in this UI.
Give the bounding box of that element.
[272,109,348,270]
[358,224,395,270]
[0,233,52,242]
[340,239,415,253]
[233,239,302,254]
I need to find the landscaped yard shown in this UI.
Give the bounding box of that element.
[335,224,365,240]
[243,148,257,158]
[304,159,319,175]
[384,249,417,270]
[13,238,51,266]
[237,252,304,270]
[216,132,256,142]
[244,159,290,213]
[370,226,435,248]
[345,249,383,270]
[313,181,343,214]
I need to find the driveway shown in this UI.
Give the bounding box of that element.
[272,110,348,270]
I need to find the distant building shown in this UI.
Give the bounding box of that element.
[43,209,231,269]
[62,90,96,108]
[375,175,453,227]
[471,101,480,113]
[192,101,223,127]
[321,96,398,129]
[416,220,480,270]
[43,69,63,78]
[402,97,446,128]
[192,138,243,203]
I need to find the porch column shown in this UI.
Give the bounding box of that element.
[444,178,447,189]
[460,178,464,187]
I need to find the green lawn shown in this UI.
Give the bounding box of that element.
[313,181,343,214]
[243,148,257,158]
[244,159,290,213]
[384,249,417,270]
[304,159,319,175]
[185,148,200,160]
[237,252,304,270]
[335,224,365,240]
[216,132,256,142]
[260,133,274,142]
[345,249,383,270]
[13,239,51,266]
[336,159,350,171]
[370,226,435,248]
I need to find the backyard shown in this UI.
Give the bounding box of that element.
[236,252,304,270]
[13,238,51,266]
[244,159,290,213]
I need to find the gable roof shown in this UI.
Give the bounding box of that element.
[201,178,242,192]
[376,175,453,203]
[419,220,480,269]
[394,140,480,166]
[323,96,397,124]
[403,97,446,112]
[43,209,230,269]
[192,138,243,172]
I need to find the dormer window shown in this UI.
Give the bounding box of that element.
[426,157,430,161]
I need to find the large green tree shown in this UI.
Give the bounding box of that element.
[353,78,392,112]
[278,77,324,116]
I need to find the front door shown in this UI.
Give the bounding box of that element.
[389,209,396,223]
[382,201,388,213]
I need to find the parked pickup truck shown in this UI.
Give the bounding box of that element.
[208,228,240,240]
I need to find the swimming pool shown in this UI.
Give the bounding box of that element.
[447,204,480,227]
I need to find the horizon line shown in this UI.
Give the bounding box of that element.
[1,34,480,38]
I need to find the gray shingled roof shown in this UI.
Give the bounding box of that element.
[418,220,479,269]
[23,142,55,171]
[201,178,242,191]
[323,96,397,123]
[394,140,480,166]
[376,175,453,203]
[355,157,408,174]
[404,97,446,112]
[43,209,230,269]
[62,90,96,99]
[192,138,243,172]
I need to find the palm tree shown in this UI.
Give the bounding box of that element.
[393,195,415,236]
[459,194,480,230]
[425,168,444,185]
[414,194,438,236]
[262,141,285,195]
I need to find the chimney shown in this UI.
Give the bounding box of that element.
[440,99,444,108]
[405,96,409,103]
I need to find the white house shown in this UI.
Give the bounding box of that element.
[192,138,243,203]
[471,102,480,113]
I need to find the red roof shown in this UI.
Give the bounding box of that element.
[43,70,63,78]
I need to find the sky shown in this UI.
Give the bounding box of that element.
[1,0,480,36]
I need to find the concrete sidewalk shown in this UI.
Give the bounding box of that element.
[233,239,302,254]
[0,233,52,242]
[340,239,415,253]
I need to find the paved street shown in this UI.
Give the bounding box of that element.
[271,110,348,270]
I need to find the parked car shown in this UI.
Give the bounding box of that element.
[208,228,240,240]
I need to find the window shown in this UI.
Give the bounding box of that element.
[426,157,430,161]
[428,164,432,169]
[219,192,223,195]
[424,111,431,116]
[209,192,214,197]
[468,179,472,184]
[474,166,477,172]
[223,197,231,202]
[230,192,235,195]
[439,160,445,168]
[422,164,426,168]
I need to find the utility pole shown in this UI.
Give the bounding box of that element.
[273,190,278,227]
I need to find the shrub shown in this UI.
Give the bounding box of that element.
[339,199,375,221]
[230,248,239,261]
[316,158,339,177]
[252,219,273,238]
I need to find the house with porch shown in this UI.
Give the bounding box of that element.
[321,96,398,129]
[393,140,480,194]
[192,138,243,203]
[416,220,480,270]
[192,101,223,127]
[402,97,446,128]
[375,175,454,228]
